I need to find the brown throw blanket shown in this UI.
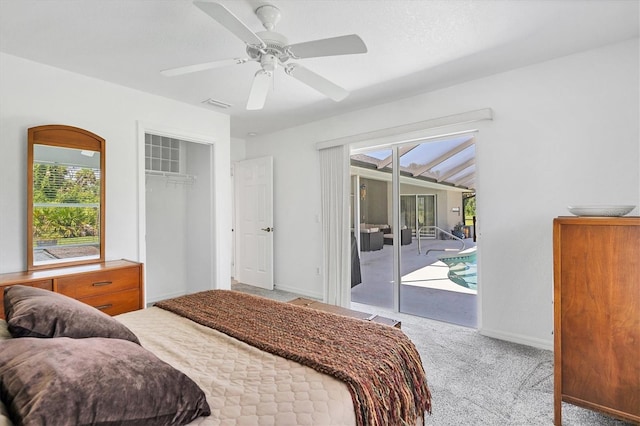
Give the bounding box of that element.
[155,290,431,426]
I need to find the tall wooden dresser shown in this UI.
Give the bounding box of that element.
[0,259,143,319]
[553,217,639,425]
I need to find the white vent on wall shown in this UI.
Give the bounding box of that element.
[201,98,232,109]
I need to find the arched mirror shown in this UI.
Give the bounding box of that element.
[27,125,105,271]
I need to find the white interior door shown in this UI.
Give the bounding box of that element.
[234,156,274,289]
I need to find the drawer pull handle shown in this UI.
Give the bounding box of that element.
[95,304,113,311]
[92,281,112,287]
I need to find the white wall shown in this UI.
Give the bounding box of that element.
[245,38,640,349]
[229,137,247,277]
[0,53,232,295]
[230,137,246,163]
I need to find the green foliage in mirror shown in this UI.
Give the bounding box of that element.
[32,163,100,246]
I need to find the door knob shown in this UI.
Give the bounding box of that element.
[261,227,273,232]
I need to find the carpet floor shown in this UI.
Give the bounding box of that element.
[232,282,634,426]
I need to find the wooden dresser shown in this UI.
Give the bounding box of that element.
[553,217,639,425]
[0,259,143,319]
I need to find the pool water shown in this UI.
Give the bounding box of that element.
[439,249,477,290]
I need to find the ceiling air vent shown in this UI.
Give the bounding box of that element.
[201,98,232,109]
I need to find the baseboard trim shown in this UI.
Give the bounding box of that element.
[480,327,553,351]
[274,283,323,300]
[146,290,187,305]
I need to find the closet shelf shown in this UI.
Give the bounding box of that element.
[145,170,196,185]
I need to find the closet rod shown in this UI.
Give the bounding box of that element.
[145,170,196,185]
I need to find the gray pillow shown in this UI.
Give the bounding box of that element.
[4,285,140,344]
[0,320,10,341]
[0,337,211,425]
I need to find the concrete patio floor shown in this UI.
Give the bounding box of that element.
[351,237,478,327]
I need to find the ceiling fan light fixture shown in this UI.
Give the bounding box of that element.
[260,54,278,72]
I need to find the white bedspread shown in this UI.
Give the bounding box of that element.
[116,307,357,426]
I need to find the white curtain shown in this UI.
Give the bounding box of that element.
[319,145,350,307]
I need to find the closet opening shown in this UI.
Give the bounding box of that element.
[143,133,214,303]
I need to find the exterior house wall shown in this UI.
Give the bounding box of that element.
[359,178,387,225]
[244,38,640,349]
[445,193,465,234]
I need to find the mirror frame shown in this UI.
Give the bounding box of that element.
[27,125,106,271]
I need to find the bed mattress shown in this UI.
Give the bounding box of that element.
[115,307,357,426]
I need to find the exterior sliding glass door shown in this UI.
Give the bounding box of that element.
[401,195,436,239]
[350,134,477,327]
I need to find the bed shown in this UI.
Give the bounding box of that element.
[0,286,431,426]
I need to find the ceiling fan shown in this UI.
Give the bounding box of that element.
[161,1,368,110]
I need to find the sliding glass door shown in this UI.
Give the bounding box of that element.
[401,195,436,239]
[350,134,478,327]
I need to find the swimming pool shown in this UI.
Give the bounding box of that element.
[438,249,477,290]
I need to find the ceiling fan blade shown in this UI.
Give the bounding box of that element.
[285,64,349,102]
[246,70,273,110]
[286,34,367,59]
[194,1,265,47]
[160,58,248,77]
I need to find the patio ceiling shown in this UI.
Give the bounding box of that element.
[350,135,476,191]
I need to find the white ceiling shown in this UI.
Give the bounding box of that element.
[1,0,638,139]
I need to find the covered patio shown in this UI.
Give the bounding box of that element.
[351,236,477,328]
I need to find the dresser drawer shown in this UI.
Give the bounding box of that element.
[57,267,140,299]
[78,288,140,316]
[0,280,53,319]
[0,260,143,319]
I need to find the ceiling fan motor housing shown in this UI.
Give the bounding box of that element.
[246,30,290,64]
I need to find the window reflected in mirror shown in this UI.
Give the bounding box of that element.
[32,145,101,265]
